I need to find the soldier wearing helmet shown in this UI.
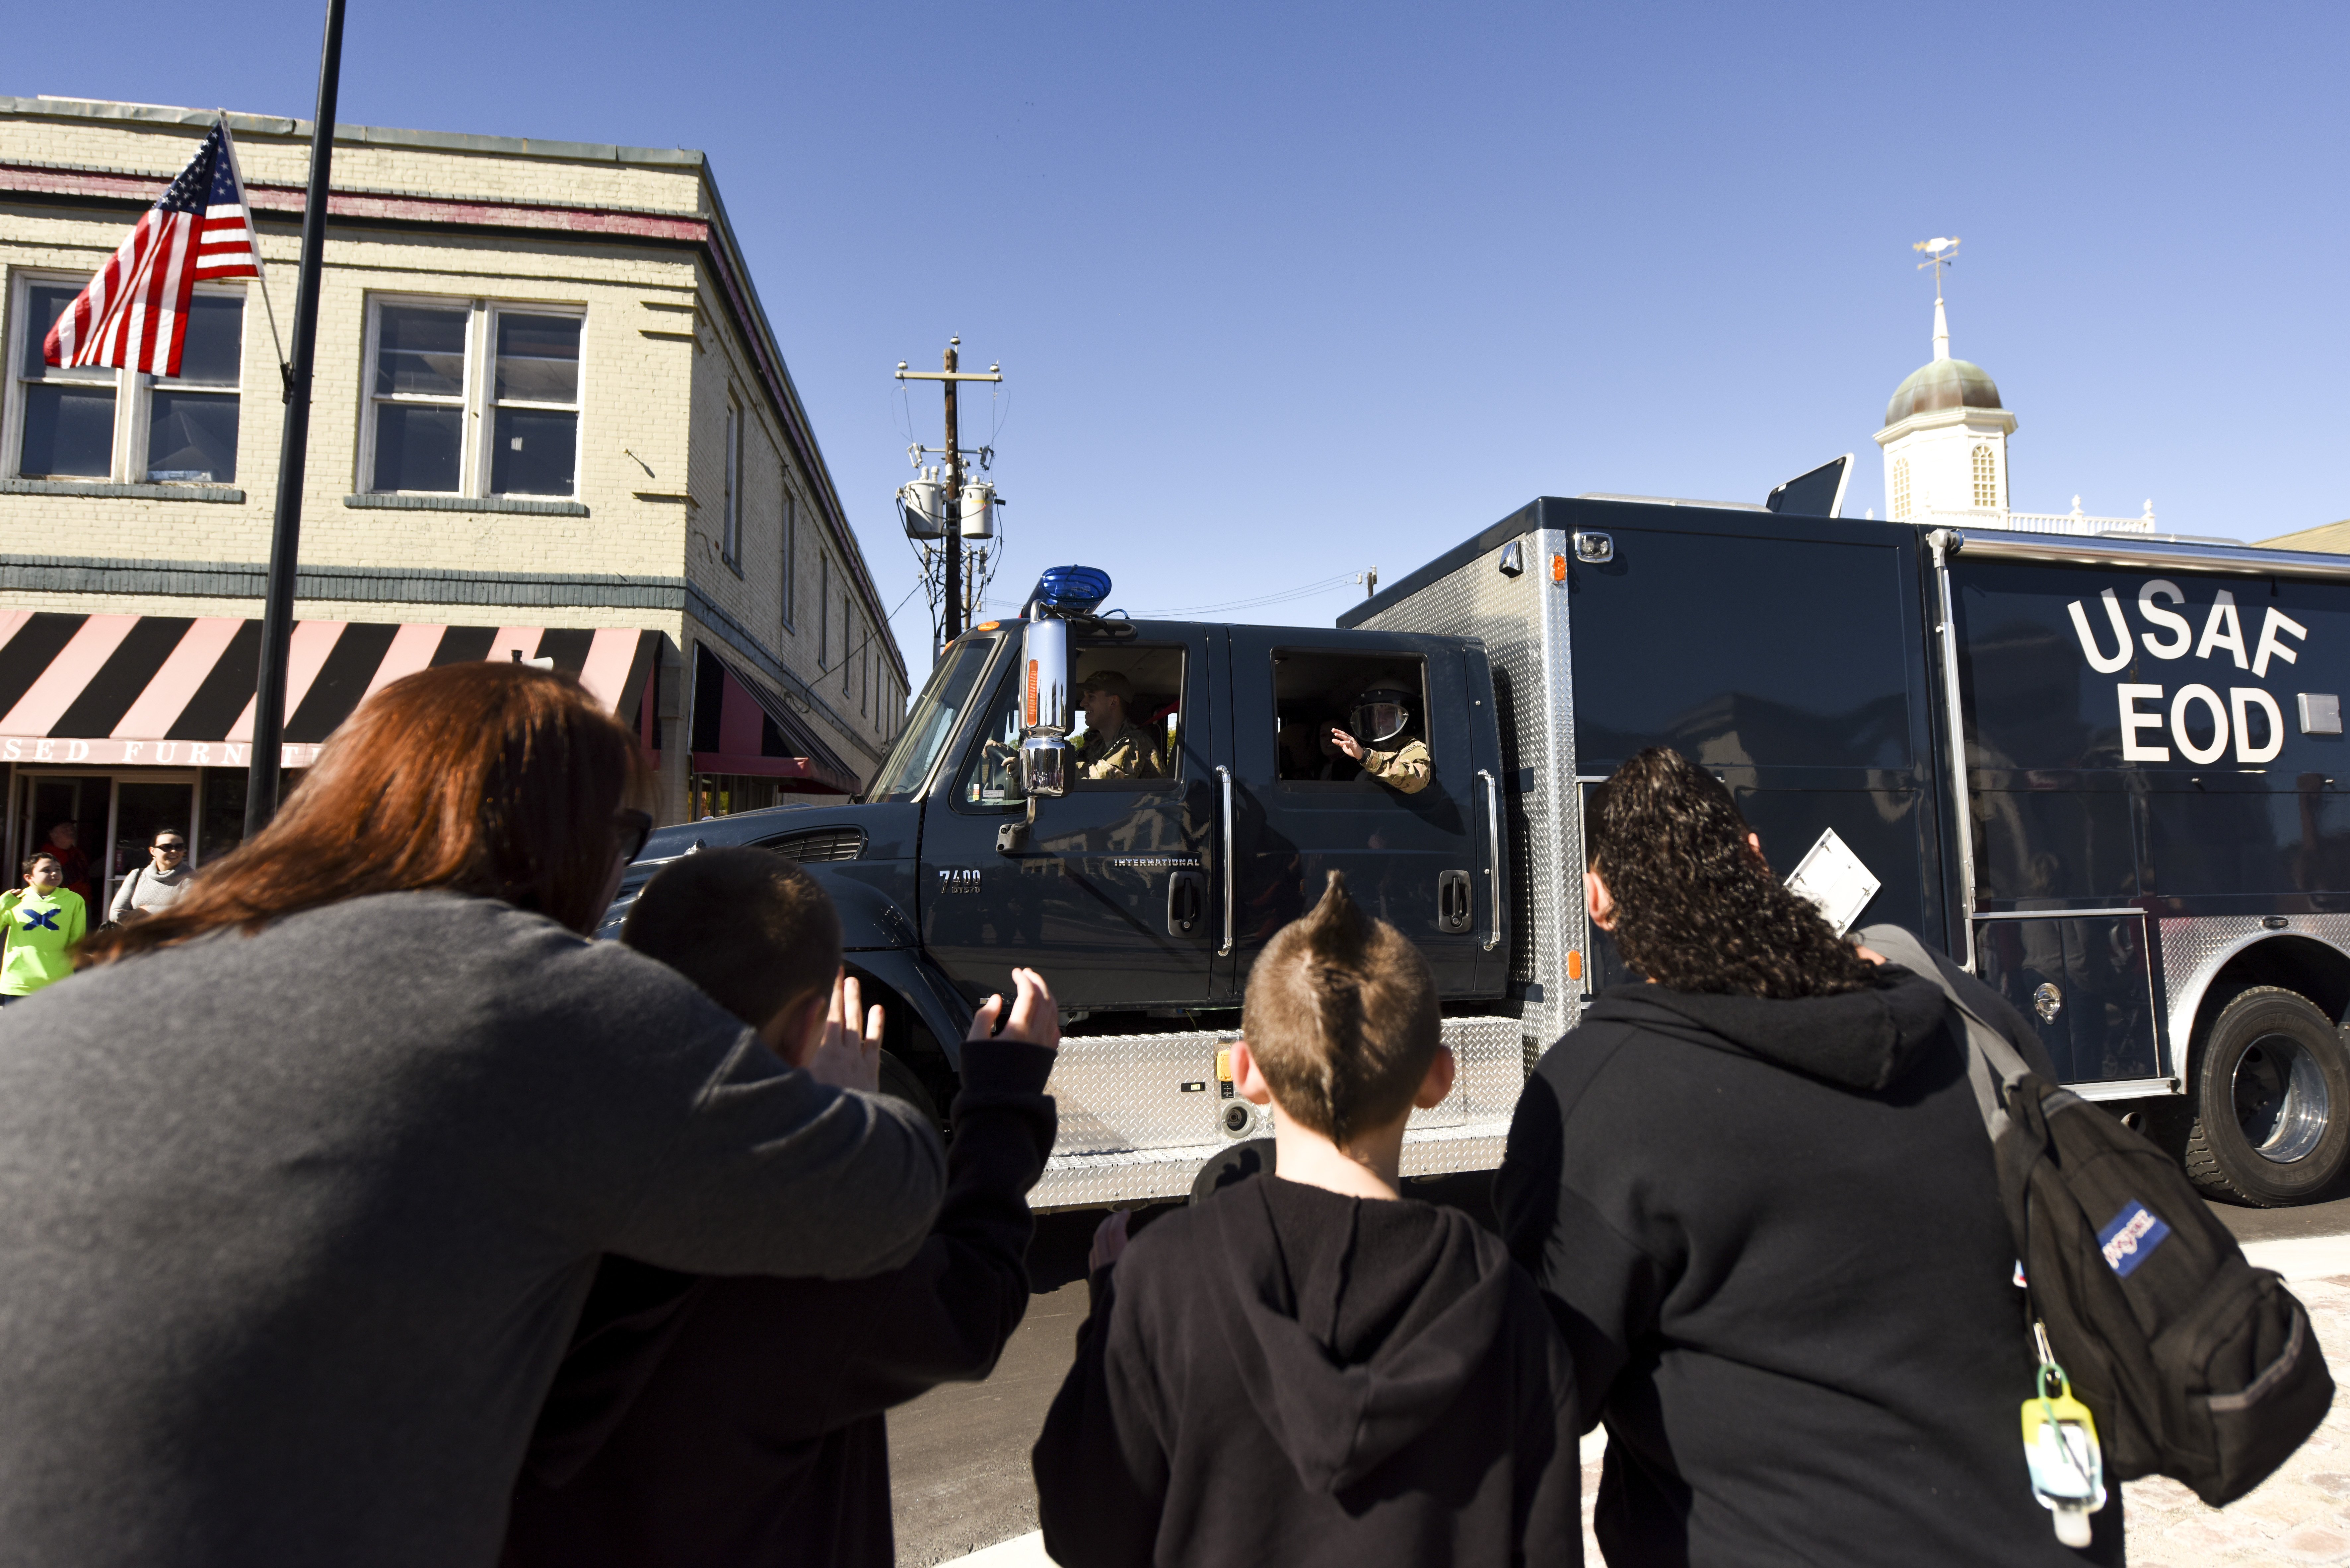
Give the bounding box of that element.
[1076,670,1166,781]
[1329,677,1430,794]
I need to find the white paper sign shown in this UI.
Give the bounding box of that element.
[1785,826,1882,936]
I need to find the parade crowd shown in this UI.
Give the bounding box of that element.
[0,660,2205,1566]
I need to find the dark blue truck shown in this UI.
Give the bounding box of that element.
[610,497,2350,1208]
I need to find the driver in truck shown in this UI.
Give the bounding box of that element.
[1074,670,1165,781]
[1329,677,1430,794]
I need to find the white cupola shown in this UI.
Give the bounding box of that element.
[1873,262,2016,524]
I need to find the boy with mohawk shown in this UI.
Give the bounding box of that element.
[1033,871,1582,1567]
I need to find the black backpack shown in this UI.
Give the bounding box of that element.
[1859,925,2334,1508]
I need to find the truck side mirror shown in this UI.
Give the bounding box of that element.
[1019,617,1071,799]
[1020,735,1068,798]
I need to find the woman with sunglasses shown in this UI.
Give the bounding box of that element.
[104,828,194,925]
[0,662,945,1568]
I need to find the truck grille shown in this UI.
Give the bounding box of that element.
[762,826,866,863]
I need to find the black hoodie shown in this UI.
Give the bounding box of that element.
[1032,1176,1582,1568]
[1494,964,2128,1566]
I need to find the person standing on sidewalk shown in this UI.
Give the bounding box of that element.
[1492,746,2120,1565]
[105,830,193,925]
[0,662,945,1568]
[1,851,86,1004]
[43,821,94,907]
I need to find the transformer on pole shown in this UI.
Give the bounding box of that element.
[895,339,1003,647]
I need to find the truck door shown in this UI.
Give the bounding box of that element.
[1564,505,1942,972]
[1222,627,1492,997]
[920,622,1222,1011]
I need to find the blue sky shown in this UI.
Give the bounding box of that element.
[19,1,2348,679]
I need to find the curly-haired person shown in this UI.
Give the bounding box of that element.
[1492,746,2117,1567]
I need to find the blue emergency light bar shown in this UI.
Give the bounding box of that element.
[1026,565,1113,615]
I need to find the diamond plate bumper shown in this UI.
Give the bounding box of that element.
[1032,1014,1526,1209]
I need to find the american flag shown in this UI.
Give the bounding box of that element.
[43,121,262,379]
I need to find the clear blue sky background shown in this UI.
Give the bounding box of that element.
[18,1,2347,682]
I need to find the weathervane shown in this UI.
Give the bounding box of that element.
[1912,236,1960,301]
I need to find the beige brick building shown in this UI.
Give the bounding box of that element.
[0,95,907,906]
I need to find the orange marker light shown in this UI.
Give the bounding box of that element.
[1025,661,1040,726]
[1551,553,1568,582]
[1567,949,1584,982]
[975,620,1000,632]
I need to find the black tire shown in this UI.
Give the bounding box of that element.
[877,1049,943,1129]
[2183,986,2350,1206]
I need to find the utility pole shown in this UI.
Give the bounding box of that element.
[245,0,345,838]
[895,337,1000,642]
[943,340,961,634]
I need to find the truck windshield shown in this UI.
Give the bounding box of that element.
[864,635,1000,802]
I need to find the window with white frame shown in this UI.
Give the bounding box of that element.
[361,296,582,498]
[7,272,245,484]
[1971,444,1997,510]
[1890,456,1912,522]
[721,396,742,566]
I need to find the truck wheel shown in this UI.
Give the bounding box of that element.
[877,1049,943,1129]
[2183,987,2350,1206]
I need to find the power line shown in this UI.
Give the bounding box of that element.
[1128,574,1358,618]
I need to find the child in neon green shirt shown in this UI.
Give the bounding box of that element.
[2,852,87,1000]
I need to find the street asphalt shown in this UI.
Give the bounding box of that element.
[887,1166,2350,1565]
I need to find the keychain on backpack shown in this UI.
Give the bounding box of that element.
[2021,1320,2105,1548]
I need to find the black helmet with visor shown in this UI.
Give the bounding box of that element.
[1349,685,1414,746]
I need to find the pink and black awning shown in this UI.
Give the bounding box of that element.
[0,613,658,768]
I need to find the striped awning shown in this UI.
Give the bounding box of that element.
[0,613,659,768]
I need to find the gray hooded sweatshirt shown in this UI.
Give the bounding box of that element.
[0,890,944,1568]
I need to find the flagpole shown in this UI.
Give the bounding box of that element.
[214,115,289,385]
[244,0,346,839]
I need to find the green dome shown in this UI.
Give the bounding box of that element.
[1884,358,2002,427]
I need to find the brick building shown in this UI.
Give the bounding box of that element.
[0,95,906,908]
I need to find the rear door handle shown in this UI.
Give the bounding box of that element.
[1437,869,1472,934]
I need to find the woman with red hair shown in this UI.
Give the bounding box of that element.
[0,662,944,1568]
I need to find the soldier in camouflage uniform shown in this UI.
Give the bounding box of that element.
[1330,678,1431,794]
[1075,670,1166,781]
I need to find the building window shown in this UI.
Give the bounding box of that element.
[859,619,870,714]
[7,272,245,483]
[1971,444,1997,510]
[818,556,831,669]
[780,489,797,628]
[1891,456,1911,522]
[362,296,581,498]
[721,396,742,566]
[842,596,853,694]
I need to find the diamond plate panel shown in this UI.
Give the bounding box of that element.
[1032,1015,1528,1208]
[1358,524,1580,1055]
[2156,915,2350,1071]
[1046,1029,1228,1160]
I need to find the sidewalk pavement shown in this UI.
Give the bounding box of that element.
[940,1234,2350,1567]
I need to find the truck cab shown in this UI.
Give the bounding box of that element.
[610,591,1521,1204]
